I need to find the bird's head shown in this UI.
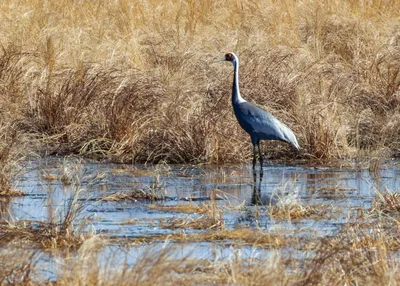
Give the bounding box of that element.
[216,52,238,66]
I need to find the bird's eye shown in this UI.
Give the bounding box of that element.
[225,53,232,60]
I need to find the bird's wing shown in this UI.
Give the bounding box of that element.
[239,103,300,149]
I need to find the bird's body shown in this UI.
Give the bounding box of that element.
[220,52,300,169]
[233,101,299,146]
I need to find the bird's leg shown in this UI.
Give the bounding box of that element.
[251,169,261,205]
[252,144,257,170]
[257,141,263,172]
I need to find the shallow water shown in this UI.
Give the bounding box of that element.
[3,158,400,280]
[9,159,400,235]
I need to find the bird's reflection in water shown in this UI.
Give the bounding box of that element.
[251,168,264,205]
[234,168,265,226]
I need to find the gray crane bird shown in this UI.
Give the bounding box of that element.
[218,52,300,169]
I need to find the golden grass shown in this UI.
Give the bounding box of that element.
[104,170,167,201]
[0,220,85,249]
[2,210,400,285]
[0,0,397,164]
[0,122,28,197]
[6,216,397,285]
[0,247,38,285]
[0,188,91,249]
[269,202,318,220]
[268,181,321,220]
[103,188,165,201]
[128,228,287,249]
[0,189,25,197]
[301,216,400,285]
[41,173,57,181]
[371,188,400,214]
[0,0,400,282]
[103,190,160,201]
[157,199,224,229]
[52,239,291,285]
[147,203,206,214]
[160,215,223,230]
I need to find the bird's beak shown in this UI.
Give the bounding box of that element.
[215,58,225,63]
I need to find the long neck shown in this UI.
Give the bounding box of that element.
[232,60,246,106]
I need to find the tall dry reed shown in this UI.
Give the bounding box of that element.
[0,0,398,163]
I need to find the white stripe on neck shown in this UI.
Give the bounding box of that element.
[233,58,246,104]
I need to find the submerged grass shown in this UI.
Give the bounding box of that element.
[53,239,291,285]
[147,203,206,214]
[130,228,287,249]
[159,200,224,230]
[4,214,400,285]
[268,180,320,220]
[0,0,398,164]
[160,215,223,230]
[1,161,400,284]
[269,202,318,220]
[103,188,165,202]
[0,187,91,249]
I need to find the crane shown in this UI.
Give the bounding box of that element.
[218,52,300,170]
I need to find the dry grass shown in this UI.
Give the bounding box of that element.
[52,239,292,285]
[0,188,91,249]
[103,188,165,202]
[0,0,397,164]
[159,200,224,230]
[1,214,400,285]
[371,188,400,214]
[147,203,206,214]
[130,228,287,249]
[269,202,318,220]
[160,215,223,230]
[268,181,320,220]
[0,247,39,285]
[103,171,166,201]
[0,122,28,197]
[1,0,400,282]
[301,216,400,285]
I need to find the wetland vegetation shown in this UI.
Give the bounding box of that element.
[0,0,400,285]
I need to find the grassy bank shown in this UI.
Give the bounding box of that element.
[0,0,399,165]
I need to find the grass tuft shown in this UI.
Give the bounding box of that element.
[371,188,400,214]
[0,1,398,163]
[0,188,91,249]
[103,189,165,202]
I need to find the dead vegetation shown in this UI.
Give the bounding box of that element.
[0,247,38,285]
[103,188,165,202]
[160,215,223,230]
[0,0,397,164]
[0,166,400,284]
[0,123,27,197]
[53,240,289,285]
[159,200,224,230]
[301,216,400,285]
[269,202,318,220]
[4,215,399,285]
[129,228,287,249]
[371,188,400,214]
[267,182,320,220]
[0,188,91,249]
[0,0,400,284]
[147,203,206,214]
